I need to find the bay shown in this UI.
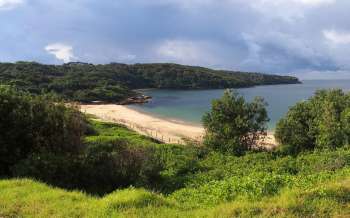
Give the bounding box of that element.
[130,80,350,130]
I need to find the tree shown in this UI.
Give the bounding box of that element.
[275,102,315,154]
[202,89,269,155]
[0,62,299,104]
[0,86,86,175]
[275,89,350,154]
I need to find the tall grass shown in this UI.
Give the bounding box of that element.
[1,121,350,217]
[0,175,349,218]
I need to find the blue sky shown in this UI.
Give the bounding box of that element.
[1,0,350,79]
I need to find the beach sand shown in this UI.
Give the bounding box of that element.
[80,104,277,149]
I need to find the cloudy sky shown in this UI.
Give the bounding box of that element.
[1,0,350,78]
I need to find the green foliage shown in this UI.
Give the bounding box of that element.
[10,120,168,195]
[275,89,350,154]
[0,87,166,195]
[1,113,350,216]
[0,86,85,175]
[0,61,300,103]
[2,85,350,217]
[203,89,269,155]
[85,120,161,146]
[81,139,164,195]
[168,147,350,208]
[0,169,349,217]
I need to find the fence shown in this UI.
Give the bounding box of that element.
[99,114,194,144]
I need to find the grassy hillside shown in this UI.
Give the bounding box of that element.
[0,61,300,103]
[2,88,350,217]
[1,169,349,217]
[1,120,349,217]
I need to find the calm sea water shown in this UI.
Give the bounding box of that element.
[130,80,350,130]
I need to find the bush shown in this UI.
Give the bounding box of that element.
[0,86,86,176]
[275,89,350,154]
[202,89,269,155]
[81,139,164,195]
[12,138,165,195]
[11,153,84,190]
[0,87,167,195]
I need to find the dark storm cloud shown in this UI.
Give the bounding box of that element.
[0,0,349,78]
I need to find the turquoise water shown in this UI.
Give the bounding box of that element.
[130,80,350,129]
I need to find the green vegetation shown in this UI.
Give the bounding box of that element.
[0,86,166,195]
[1,87,350,217]
[0,61,300,103]
[1,149,349,217]
[203,90,269,155]
[0,86,85,176]
[275,89,350,154]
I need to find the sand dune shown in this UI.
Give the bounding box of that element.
[80,104,277,148]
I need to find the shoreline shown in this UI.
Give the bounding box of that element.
[127,105,203,128]
[80,104,205,144]
[80,104,277,148]
[129,105,276,133]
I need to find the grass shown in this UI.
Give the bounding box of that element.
[0,176,349,218]
[1,120,350,217]
[85,120,162,147]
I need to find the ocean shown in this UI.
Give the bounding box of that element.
[129,80,350,130]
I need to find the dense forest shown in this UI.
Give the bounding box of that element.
[0,61,300,103]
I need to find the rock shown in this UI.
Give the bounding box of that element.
[119,95,152,105]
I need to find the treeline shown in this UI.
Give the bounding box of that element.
[0,61,300,103]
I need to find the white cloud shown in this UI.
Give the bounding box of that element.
[139,0,336,8]
[156,40,203,63]
[157,40,199,61]
[293,0,336,6]
[134,0,216,9]
[155,39,216,65]
[133,0,336,23]
[0,0,24,10]
[45,43,76,63]
[250,0,336,22]
[323,30,350,44]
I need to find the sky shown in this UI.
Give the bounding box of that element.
[1,0,350,79]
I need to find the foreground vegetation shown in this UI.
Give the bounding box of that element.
[1,144,349,217]
[1,87,350,217]
[276,89,350,154]
[0,61,300,103]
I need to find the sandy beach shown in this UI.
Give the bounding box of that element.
[80,104,277,148]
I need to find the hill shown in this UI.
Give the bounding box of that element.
[4,85,350,218]
[1,117,349,218]
[0,176,349,218]
[0,61,300,103]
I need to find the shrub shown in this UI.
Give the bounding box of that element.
[0,86,86,176]
[202,89,269,155]
[275,89,350,154]
[81,139,164,195]
[12,137,165,195]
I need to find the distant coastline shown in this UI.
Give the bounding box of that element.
[0,61,300,104]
